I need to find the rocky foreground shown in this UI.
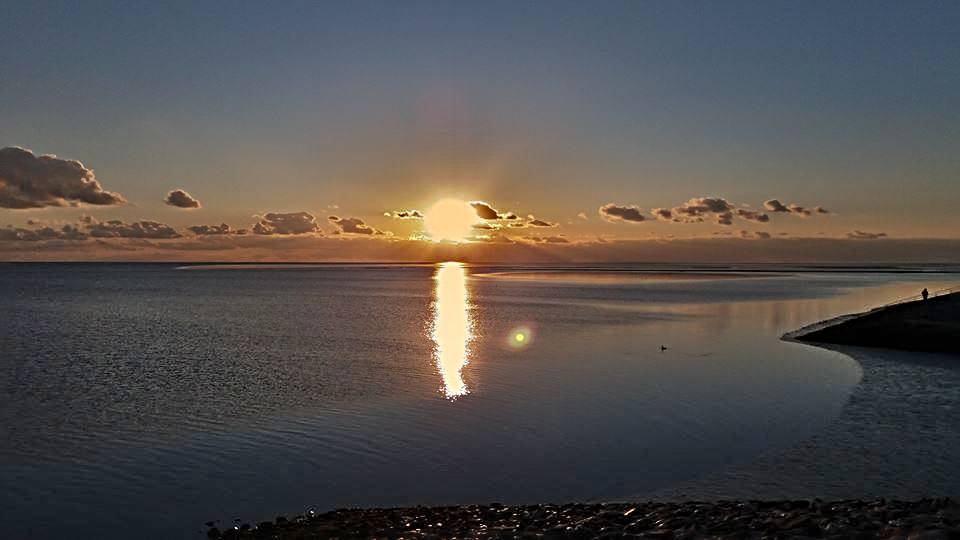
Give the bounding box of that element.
[205,498,960,539]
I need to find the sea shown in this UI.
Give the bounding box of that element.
[1,262,958,539]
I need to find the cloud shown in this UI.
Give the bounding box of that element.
[470,201,500,220]
[599,203,646,223]
[87,219,181,239]
[671,197,734,223]
[472,222,497,230]
[735,208,770,223]
[764,199,790,213]
[764,199,829,217]
[523,235,570,244]
[470,201,518,220]
[739,230,772,239]
[328,215,384,235]
[385,209,423,219]
[651,208,673,221]
[0,224,87,241]
[577,212,588,220]
[467,233,515,244]
[164,189,201,209]
[0,147,126,209]
[252,212,321,235]
[526,215,557,227]
[847,230,888,240]
[187,223,246,235]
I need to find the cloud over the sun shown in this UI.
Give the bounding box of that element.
[252,212,321,235]
[599,203,646,223]
[329,215,384,235]
[0,147,126,209]
[164,189,201,209]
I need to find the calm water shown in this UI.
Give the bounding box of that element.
[1,263,957,539]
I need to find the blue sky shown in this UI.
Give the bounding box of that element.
[1,1,958,260]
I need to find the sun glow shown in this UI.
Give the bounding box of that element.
[423,199,477,242]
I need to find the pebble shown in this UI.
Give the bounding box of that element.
[201,498,960,539]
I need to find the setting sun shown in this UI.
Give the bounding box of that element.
[423,199,477,242]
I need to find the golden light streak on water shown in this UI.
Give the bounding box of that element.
[430,262,473,398]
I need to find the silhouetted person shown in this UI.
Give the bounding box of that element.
[922,288,929,300]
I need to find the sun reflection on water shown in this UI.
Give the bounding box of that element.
[430,262,473,399]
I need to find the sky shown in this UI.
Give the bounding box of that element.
[2,1,959,262]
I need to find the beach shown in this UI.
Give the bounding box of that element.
[204,499,960,539]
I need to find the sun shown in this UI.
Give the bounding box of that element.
[423,199,477,242]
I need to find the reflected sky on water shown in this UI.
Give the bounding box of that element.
[1,263,958,539]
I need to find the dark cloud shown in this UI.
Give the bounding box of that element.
[735,208,770,223]
[738,230,772,239]
[764,199,828,217]
[164,189,201,209]
[599,203,646,223]
[386,209,423,219]
[252,212,321,235]
[470,201,518,220]
[472,222,497,230]
[328,216,383,235]
[187,223,246,235]
[0,147,126,209]
[652,208,673,221]
[847,230,888,240]
[526,215,557,227]
[672,197,734,222]
[470,201,500,220]
[0,224,87,241]
[87,219,181,239]
[764,199,790,213]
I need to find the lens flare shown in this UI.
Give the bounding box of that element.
[507,325,533,349]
